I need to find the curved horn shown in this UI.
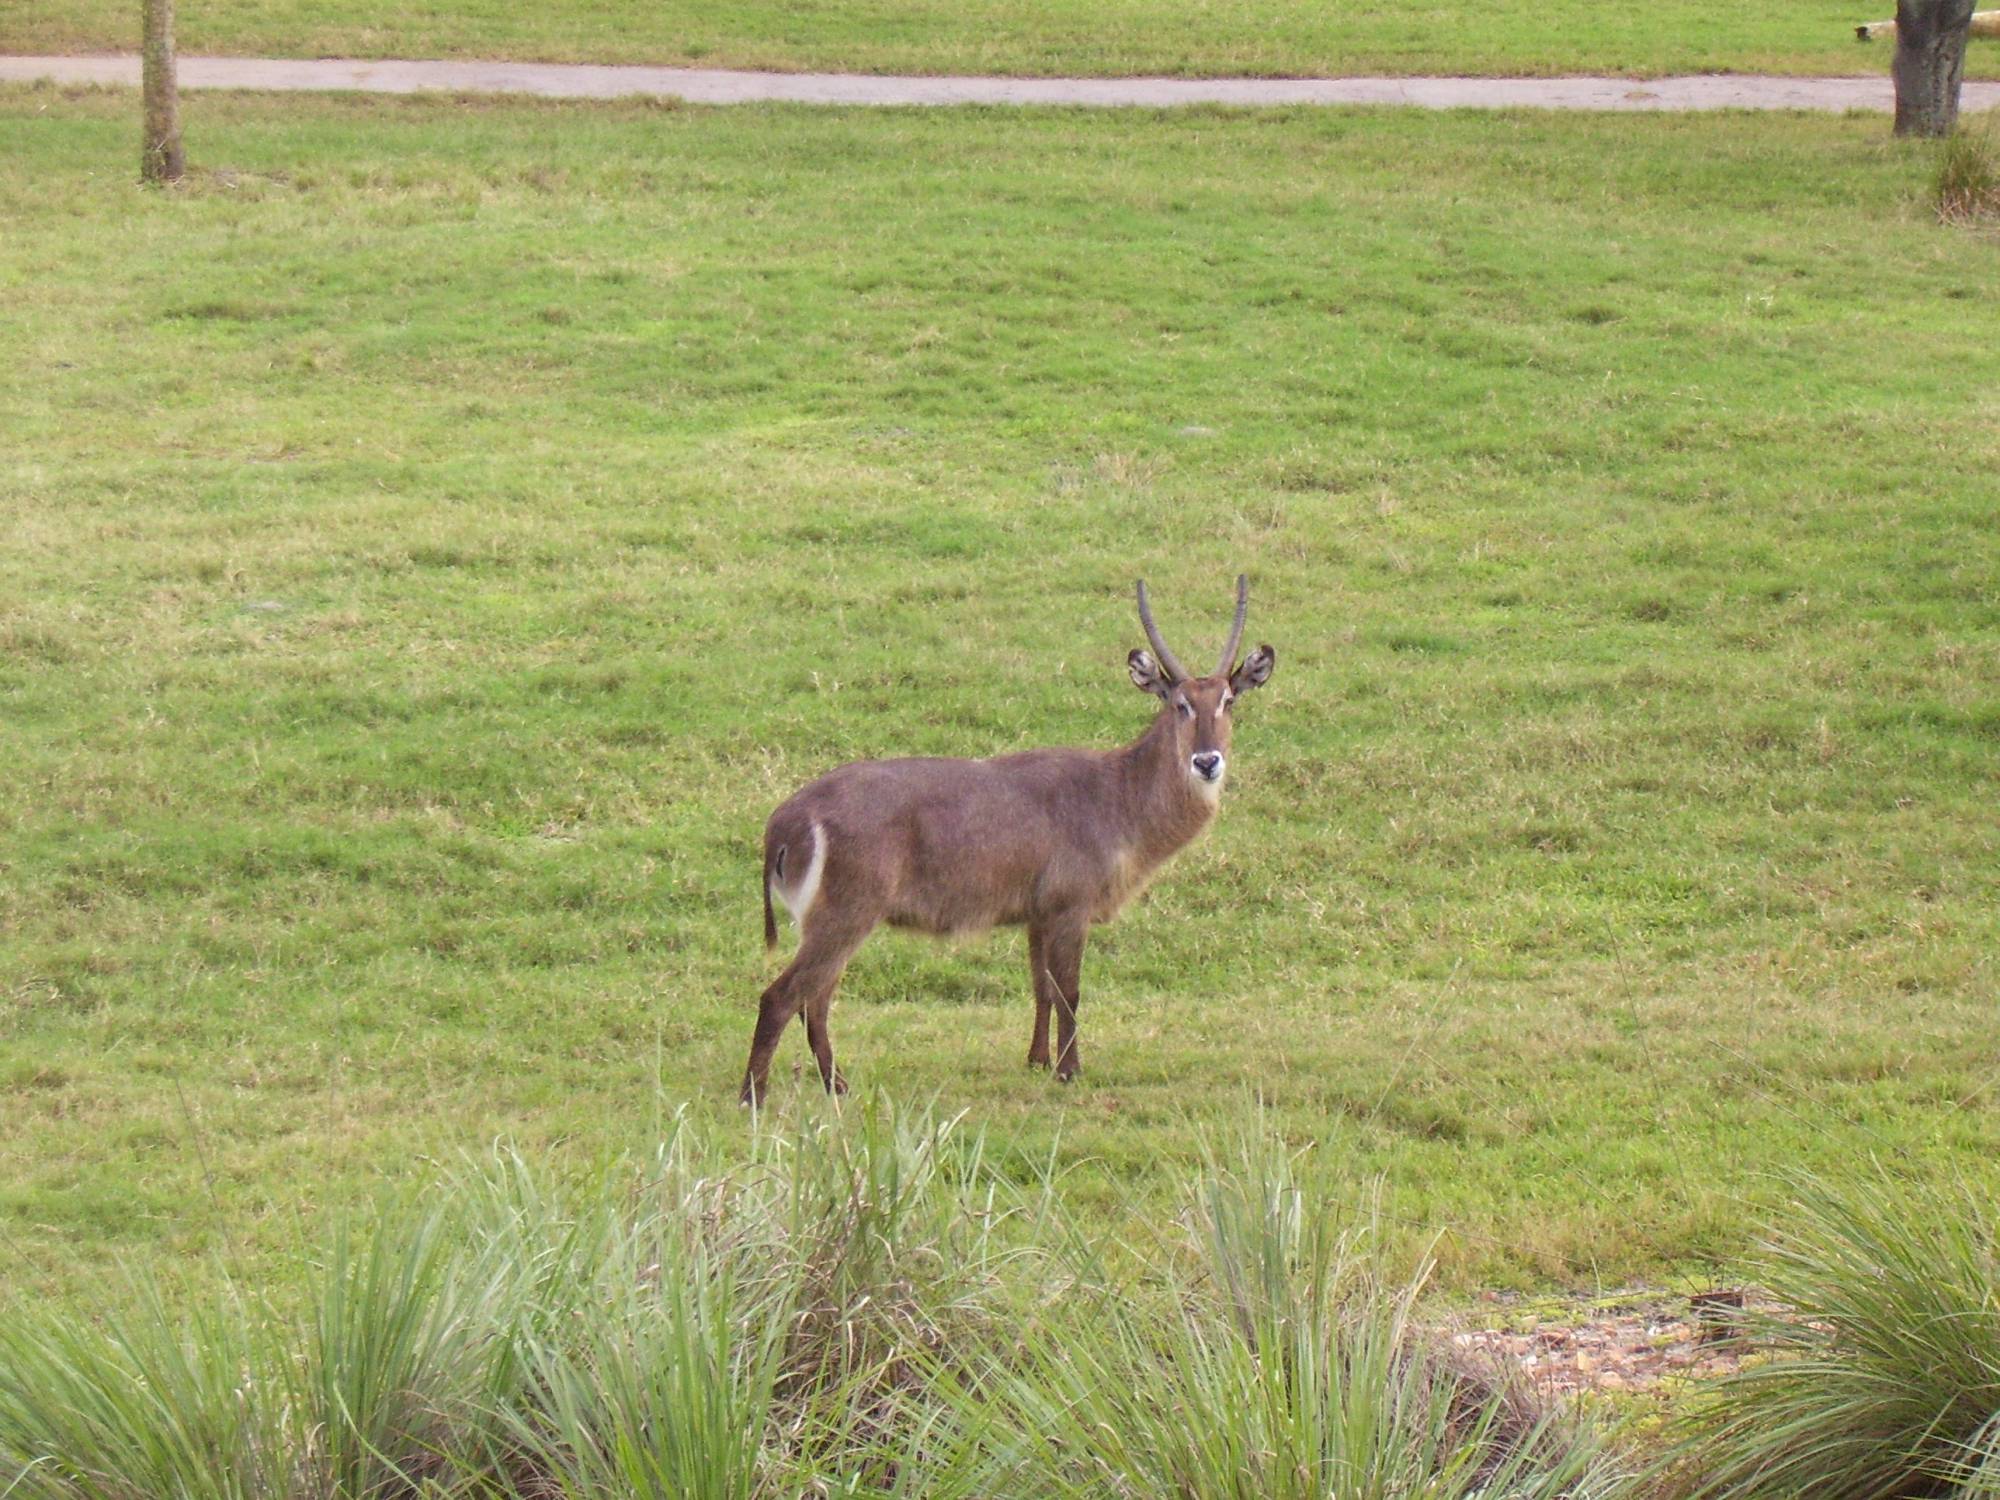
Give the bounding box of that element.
[1135,580,1189,684]
[1216,573,1249,676]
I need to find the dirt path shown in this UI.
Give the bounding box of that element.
[1450,1288,1761,1398]
[8,53,1999,111]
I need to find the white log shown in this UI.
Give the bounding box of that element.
[1858,9,2000,40]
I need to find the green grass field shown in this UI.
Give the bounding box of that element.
[3,85,1998,1309]
[8,0,2000,81]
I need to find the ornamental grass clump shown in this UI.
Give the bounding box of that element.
[0,1286,287,1500]
[0,1192,533,1500]
[904,1136,1626,1500]
[0,1103,1641,1499]
[0,1100,1036,1499]
[14,1087,2000,1500]
[488,1097,1036,1498]
[1935,121,2000,223]
[1667,1171,2000,1500]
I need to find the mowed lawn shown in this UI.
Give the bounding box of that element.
[9,0,2000,81]
[2,86,1997,1304]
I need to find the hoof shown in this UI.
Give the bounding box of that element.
[739,1080,765,1108]
[826,1073,849,1096]
[1055,1066,1079,1085]
[1026,1053,1051,1071]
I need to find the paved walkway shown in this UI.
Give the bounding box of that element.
[9,53,1998,111]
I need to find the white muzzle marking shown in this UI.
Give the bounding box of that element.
[1191,755,1225,801]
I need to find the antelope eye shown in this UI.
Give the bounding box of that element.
[1176,700,1194,718]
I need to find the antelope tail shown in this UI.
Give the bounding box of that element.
[762,838,781,950]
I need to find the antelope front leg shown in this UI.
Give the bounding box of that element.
[1043,917,1088,1083]
[1025,924,1055,1070]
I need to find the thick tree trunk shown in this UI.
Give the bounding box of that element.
[1891,0,1977,136]
[141,0,184,182]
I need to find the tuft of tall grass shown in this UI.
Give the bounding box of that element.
[0,1099,1045,1499]
[754,1096,1037,1393]
[0,1195,533,1499]
[292,1205,518,1496]
[904,1134,1624,1499]
[485,1097,1034,1497]
[1667,1171,2000,1500]
[491,1236,795,1500]
[1935,121,2000,223]
[0,1102,1649,1498]
[0,1286,284,1500]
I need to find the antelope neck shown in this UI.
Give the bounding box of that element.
[1116,706,1216,843]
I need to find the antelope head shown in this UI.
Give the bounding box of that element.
[1128,573,1277,795]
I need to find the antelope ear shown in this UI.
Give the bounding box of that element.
[1230,644,1275,695]
[1128,649,1173,699]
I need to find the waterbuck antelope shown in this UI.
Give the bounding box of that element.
[740,576,1276,1105]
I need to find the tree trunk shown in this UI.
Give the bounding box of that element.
[141,0,184,182]
[1892,0,1978,136]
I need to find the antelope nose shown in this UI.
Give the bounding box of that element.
[1192,752,1223,781]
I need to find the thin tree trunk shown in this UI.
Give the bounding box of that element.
[141,0,184,182]
[1891,0,1977,136]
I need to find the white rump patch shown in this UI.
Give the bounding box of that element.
[774,820,827,929]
